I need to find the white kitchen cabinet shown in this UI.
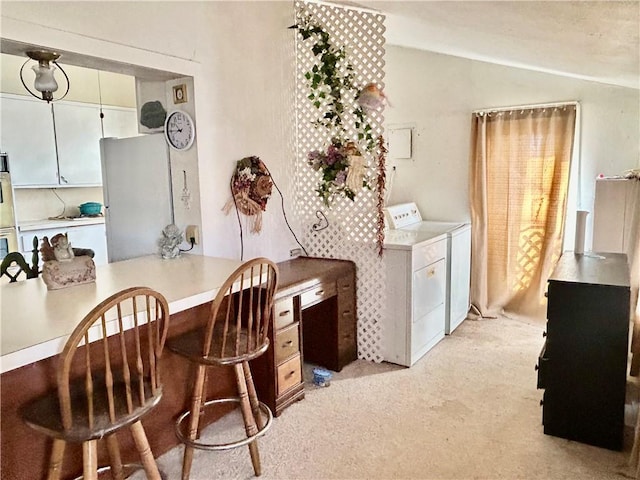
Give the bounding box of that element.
[0,94,57,185]
[101,106,139,139]
[54,102,104,185]
[2,94,138,187]
[20,223,108,266]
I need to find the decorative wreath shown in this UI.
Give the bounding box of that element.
[222,156,273,234]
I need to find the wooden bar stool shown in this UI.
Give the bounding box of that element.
[20,286,170,480]
[167,258,278,479]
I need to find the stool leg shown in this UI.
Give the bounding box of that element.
[182,363,208,480]
[82,440,99,480]
[106,433,125,480]
[243,361,264,429]
[130,420,161,480]
[235,363,261,476]
[46,439,66,480]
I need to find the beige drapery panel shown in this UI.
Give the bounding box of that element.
[469,105,577,319]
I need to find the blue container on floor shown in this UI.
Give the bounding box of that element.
[312,367,332,387]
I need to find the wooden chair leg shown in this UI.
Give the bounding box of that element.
[106,433,125,480]
[46,439,66,480]
[182,363,208,480]
[235,364,261,476]
[130,420,161,480]
[83,440,99,480]
[243,361,264,429]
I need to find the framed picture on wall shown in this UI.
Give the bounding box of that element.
[173,84,187,104]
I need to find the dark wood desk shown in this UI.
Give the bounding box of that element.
[0,256,357,478]
[252,256,358,416]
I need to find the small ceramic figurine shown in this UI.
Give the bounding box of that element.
[50,233,75,262]
[158,224,184,259]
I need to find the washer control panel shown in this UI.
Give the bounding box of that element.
[384,202,422,229]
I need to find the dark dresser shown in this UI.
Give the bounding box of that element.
[537,252,630,450]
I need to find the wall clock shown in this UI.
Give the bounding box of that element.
[164,110,195,151]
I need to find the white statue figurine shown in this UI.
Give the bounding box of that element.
[158,224,184,259]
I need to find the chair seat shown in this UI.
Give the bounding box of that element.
[21,378,162,443]
[168,325,269,366]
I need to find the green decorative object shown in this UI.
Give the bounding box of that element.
[140,101,167,129]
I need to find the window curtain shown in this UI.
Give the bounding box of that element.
[469,105,577,319]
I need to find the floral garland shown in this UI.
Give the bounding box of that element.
[376,135,387,256]
[307,139,370,207]
[292,13,379,207]
[222,156,272,234]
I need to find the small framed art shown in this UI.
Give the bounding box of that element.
[173,84,187,104]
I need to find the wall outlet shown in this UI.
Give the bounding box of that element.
[185,225,199,245]
[290,248,302,257]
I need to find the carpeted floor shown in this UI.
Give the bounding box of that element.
[133,315,637,480]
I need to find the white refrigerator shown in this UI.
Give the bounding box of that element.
[100,134,174,262]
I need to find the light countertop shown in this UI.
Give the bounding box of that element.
[0,254,244,373]
[19,217,106,232]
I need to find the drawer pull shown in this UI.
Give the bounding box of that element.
[279,310,291,316]
[315,290,324,296]
[285,370,296,379]
[342,310,352,316]
[427,269,435,277]
[282,340,294,347]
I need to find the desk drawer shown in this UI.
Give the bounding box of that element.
[300,282,337,309]
[275,323,300,364]
[277,354,302,395]
[274,297,295,330]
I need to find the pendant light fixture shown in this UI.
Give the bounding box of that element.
[19,50,70,103]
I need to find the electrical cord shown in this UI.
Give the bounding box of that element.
[231,175,245,260]
[232,163,309,260]
[263,164,308,257]
[179,238,196,253]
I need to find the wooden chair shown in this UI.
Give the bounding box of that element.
[20,286,170,480]
[0,236,39,282]
[167,258,278,479]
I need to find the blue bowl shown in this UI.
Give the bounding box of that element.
[79,202,102,216]
[312,367,333,387]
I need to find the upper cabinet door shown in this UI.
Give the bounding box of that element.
[101,106,139,139]
[0,94,58,186]
[54,102,103,185]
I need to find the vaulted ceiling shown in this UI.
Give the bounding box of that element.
[348,1,639,89]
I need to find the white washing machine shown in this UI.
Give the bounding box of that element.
[382,203,472,367]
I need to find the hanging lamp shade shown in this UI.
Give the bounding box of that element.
[20,50,70,103]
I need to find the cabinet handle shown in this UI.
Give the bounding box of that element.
[282,340,293,347]
[542,331,547,337]
[342,310,352,316]
[535,364,539,371]
[539,399,544,406]
[279,310,291,316]
[315,290,324,296]
[427,269,435,277]
[60,175,68,184]
[285,370,296,379]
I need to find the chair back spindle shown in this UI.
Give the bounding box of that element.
[203,259,277,365]
[56,287,169,434]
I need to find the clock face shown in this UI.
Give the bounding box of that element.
[164,111,195,150]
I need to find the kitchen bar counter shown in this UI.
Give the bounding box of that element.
[0,254,244,373]
[1,253,247,479]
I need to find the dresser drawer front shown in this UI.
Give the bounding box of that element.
[274,297,295,330]
[277,354,302,395]
[300,282,337,309]
[275,323,300,364]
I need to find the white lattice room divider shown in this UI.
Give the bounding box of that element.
[293,0,386,362]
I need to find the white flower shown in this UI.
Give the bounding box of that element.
[238,167,256,181]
